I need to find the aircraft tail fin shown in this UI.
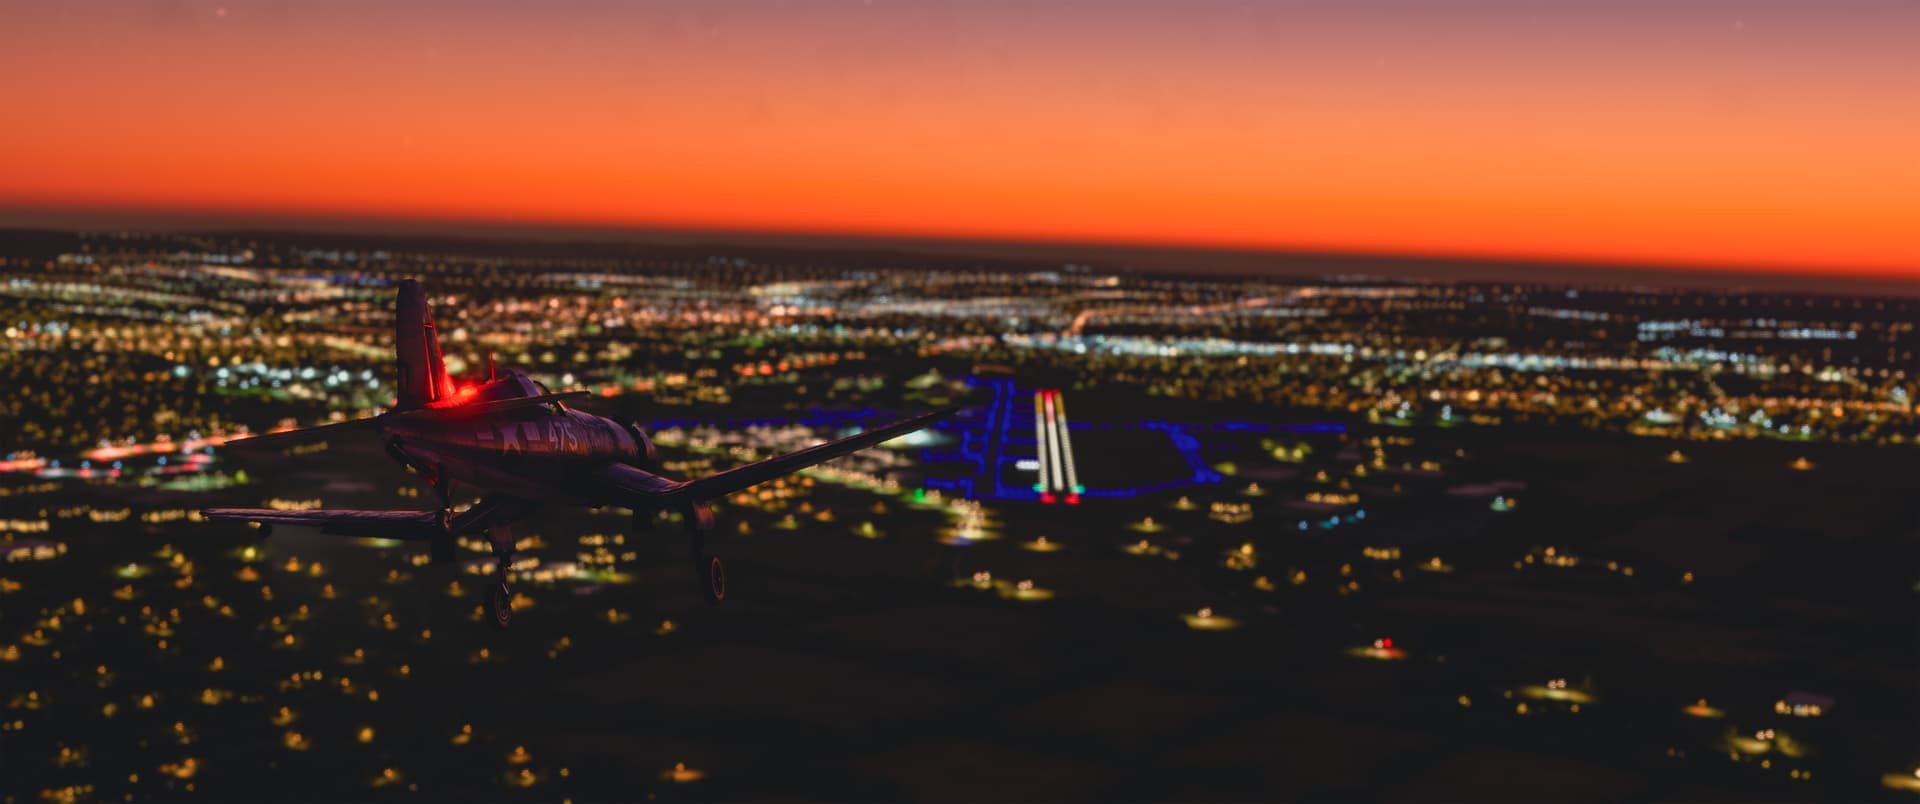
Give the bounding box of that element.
[394,279,454,411]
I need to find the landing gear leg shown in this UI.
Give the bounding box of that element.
[485,525,514,630]
[431,508,456,565]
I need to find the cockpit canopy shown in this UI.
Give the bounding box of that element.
[463,369,565,411]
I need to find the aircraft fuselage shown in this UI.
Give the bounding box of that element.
[380,381,650,505]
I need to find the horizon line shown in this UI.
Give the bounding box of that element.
[4,201,1917,295]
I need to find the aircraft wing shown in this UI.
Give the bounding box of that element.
[222,417,383,449]
[201,508,445,540]
[665,407,955,504]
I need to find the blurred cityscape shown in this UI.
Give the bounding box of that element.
[2,229,1916,802]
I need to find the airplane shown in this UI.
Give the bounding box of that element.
[204,279,953,629]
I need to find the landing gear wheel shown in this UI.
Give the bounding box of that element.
[702,555,727,605]
[690,529,724,605]
[487,581,512,630]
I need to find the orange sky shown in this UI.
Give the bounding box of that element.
[2,1,1916,278]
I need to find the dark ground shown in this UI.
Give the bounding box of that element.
[2,398,1916,802]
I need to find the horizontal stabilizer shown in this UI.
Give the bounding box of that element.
[202,508,445,541]
[416,390,592,417]
[221,390,589,449]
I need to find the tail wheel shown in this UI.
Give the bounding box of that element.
[486,581,512,630]
[702,556,727,605]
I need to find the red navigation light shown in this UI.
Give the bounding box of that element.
[1040,492,1056,504]
[1065,494,1081,505]
[1381,638,1393,649]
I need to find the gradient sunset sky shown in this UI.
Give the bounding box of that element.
[2,0,1916,278]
